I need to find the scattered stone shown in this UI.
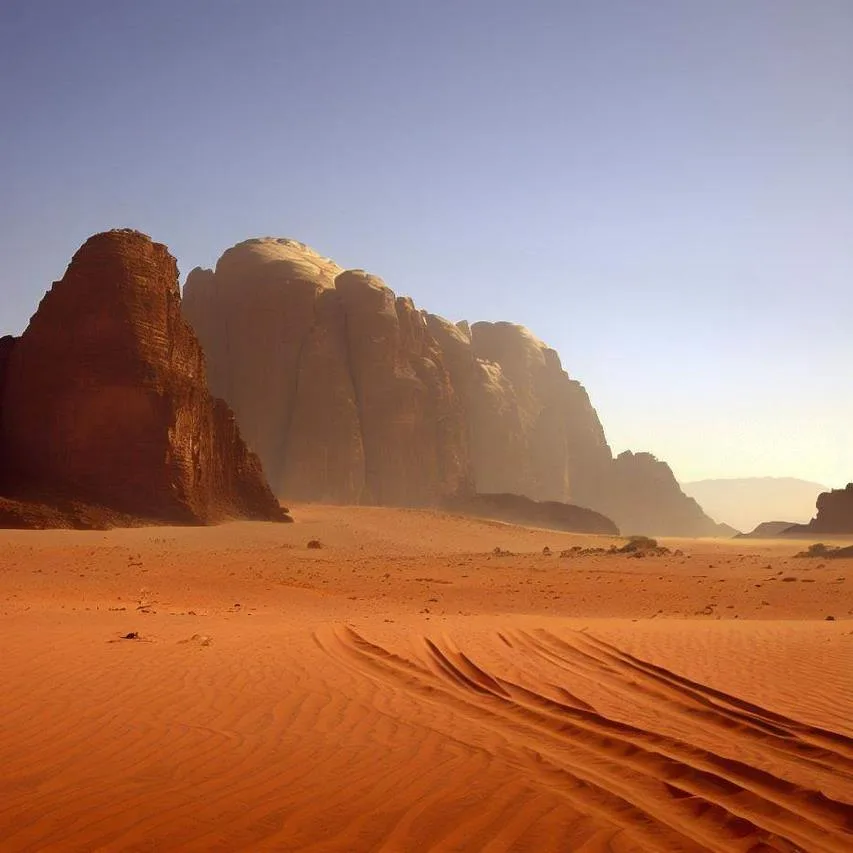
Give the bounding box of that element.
[796,543,834,558]
[307,539,323,549]
[621,535,658,552]
[795,543,853,559]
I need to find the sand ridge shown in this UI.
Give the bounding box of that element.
[0,505,851,851]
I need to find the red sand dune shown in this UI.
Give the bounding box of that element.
[1,505,851,851]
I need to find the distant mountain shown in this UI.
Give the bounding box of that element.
[680,478,829,533]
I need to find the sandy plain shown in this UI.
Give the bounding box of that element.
[1,505,851,852]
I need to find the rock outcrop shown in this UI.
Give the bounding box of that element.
[424,317,614,508]
[0,230,287,528]
[183,239,469,506]
[735,521,798,539]
[0,335,14,381]
[183,237,727,536]
[785,483,853,536]
[444,493,618,535]
[600,452,733,537]
[0,335,15,453]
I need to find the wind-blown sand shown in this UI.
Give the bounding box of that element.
[1,505,851,851]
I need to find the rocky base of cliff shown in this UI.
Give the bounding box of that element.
[444,492,619,536]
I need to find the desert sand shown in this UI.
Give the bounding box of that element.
[1,506,851,852]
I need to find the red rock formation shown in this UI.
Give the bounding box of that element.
[183,237,727,536]
[0,230,287,527]
[786,483,853,535]
[425,316,527,497]
[425,318,722,536]
[183,239,343,493]
[184,243,470,506]
[0,336,15,418]
[336,273,467,504]
[468,321,613,505]
[0,335,16,487]
[810,483,853,532]
[282,287,366,502]
[0,335,14,378]
[599,452,725,537]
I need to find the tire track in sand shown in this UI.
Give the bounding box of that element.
[324,625,853,853]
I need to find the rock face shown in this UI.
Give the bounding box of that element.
[183,240,469,507]
[600,452,732,536]
[0,335,16,488]
[425,317,613,508]
[0,230,287,527]
[183,237,727,536]
[786,483,853,535]
[0,335,15,438]
[424,319,722,536]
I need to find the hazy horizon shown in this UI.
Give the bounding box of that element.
[2,0,850,487]
[680,475,831,531]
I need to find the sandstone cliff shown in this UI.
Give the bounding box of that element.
[183,237,727,536]
[0,335,15,437]
[0,230,287,527]
[423,318,723,536]
[183,239,469,507]
[600,451,731,536]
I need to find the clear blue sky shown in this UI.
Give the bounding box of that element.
[2,0,851,486]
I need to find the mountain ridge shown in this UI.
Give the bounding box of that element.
[183,237,728,537]
[681,477,830,533]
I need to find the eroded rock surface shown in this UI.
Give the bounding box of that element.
[599,452,728,537]
[0,230,287,527]
[183,237,728,536]
[786,483,853,535]
[184,241,469,506]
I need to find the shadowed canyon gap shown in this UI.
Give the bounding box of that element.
[183,238,726,536]
[0,230,287,528]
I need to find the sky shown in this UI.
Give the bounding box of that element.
[1,0,851,487]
